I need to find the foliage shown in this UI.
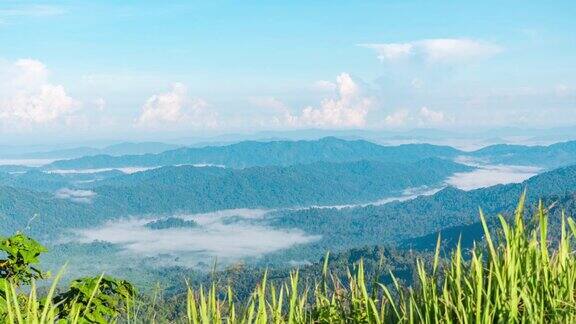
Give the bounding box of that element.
[0,233,134,323]
[183,195,576,322]
[0,233,47,285]
[53,275,136,323]
[46,137,461,170]
[3,195,576,322]
[0,157,470,238]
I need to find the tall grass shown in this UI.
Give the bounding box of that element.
[185,195,576,323]
[3,195,576,323]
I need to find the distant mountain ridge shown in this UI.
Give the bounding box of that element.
[1,142,181,160]
[469,140,576,169]
[89,158,470,214]
[41,137,576,171]
[45,137,461,170]
[0,158,470,238]
[269,163,576,261]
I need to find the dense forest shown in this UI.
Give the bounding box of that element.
[43,137,576,171]
[44,137,462,170]
[0,157,469,238]
[3,137,576,322]
[262,164,576,264]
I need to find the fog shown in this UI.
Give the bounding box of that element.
[55,188,97,203]
[302,186,443,210]
[447,157,540,190]
[66,159,542,268]
[47,163,225,175]
[73,209,319,265]
[0,159,55,167]
[47,167,155,174]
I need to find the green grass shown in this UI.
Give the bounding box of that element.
[3,194,576,323]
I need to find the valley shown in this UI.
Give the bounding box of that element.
[3,137,575,290]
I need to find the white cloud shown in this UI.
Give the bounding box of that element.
[418,107,450,125]
[0,59,79,128]
[360,43,413,62]
[288,73,374,128]
[384,110,410,127]
[447,158,540,190]
[312,80,337,91]
[55,188,96,204]
[248,96,289,112]
[73,209,319,264]
[360,38,502,64]
[135,83,217,128]
[382,107,453,128]
[94,98,106,111]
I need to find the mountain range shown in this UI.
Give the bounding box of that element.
[43,137,576,171]
[0,142,181,160]
[0,157,470,238]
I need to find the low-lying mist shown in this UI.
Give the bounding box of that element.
[447,157,540,190]
[71,209,319,267]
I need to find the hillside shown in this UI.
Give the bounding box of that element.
[471,140,576,169]
[44,137,462,170]
[89,158,470,214]
[1,142,180,160]
[266,164,576,262]
[0,158,470,239]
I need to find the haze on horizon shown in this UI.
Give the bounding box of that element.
[0,1,575,144]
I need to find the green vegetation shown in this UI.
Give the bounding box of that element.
[2,195,576,322]
[471,140,576,169]
[43,137,576,171]
[0,158,469,238]
[265,164,576,264]
[91,158,470,215]
[45,137,461,170]
[1,233,135,323]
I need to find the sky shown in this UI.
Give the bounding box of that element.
[0,0,575,143]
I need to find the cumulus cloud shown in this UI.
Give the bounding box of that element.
[418,107,451,125]
[94,98,106,111]
[135,83,217,128]
[360,38,502,64]
[383,107,452,128]
[0,59,79,128]
[287,73,374,128]
[55,188,97,204]
[312,80,337,92]
[361,43,413,62]
[248,96,290,112]
[384,110,410,127]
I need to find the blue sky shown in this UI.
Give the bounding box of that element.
[0,1,575,142]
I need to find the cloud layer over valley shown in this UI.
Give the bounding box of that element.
[72,209,319,266]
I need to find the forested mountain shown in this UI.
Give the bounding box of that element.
[40,137,576,173]
[89,158,469,214]
[0,169,123,192]
[266,164,576,262]
[5,136,576,288]
[45,137,461,170]
[400,190,576,252]
[0,186,98,238]
[1,142,180,160]
[150,245,437,301]
[0,158,469,238]
[470,140,576,169]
